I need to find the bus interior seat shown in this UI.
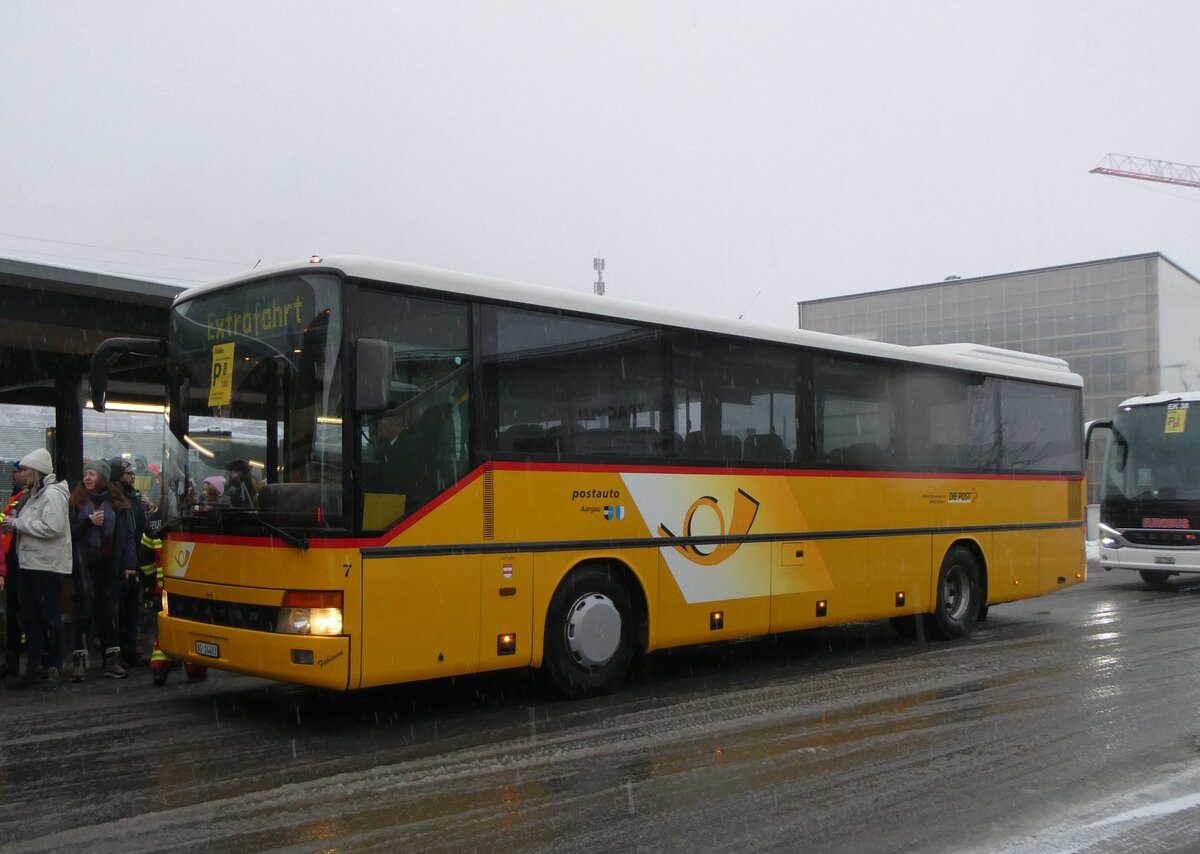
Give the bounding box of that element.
[657,431,683,457]
[574,427,668,457]
[500,423,563,454]
[517,436,562,454]
[539,425,566,456]
[716,434,742,461]
[258,482,341,520]
[743,433,789,463]
[683,431,745,464]
[826,442,884,467]
[500,424,544,451]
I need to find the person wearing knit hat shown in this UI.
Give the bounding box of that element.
[68,456,137,681]
[201,475,226,508]
[109,456,131,477]
[84,458,111,484]
[18,447,54,477]
[1,448,70,690]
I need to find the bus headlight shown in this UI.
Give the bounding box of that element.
[278,607,343,636]
[1098,524,1126,550]
[277,591,344,636]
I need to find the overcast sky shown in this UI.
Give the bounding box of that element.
[4,1,1200,326]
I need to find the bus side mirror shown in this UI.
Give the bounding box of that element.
[354,339,391,413]
[1085,419,1126,470]
[89,336,167,412]
[1083,419,1111,460]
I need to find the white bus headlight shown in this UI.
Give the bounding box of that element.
[277,592,344,635]
[1098,524,1126,550]
[308,607,343,636]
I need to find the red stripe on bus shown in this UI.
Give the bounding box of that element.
[173,461,1081,550]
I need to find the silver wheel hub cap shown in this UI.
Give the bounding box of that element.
[566,593,622,668]
[944,566,968,620]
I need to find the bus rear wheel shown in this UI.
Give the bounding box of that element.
[931,546,983,640]
[543,566,635,699]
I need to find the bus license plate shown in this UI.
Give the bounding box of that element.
[195,640,220,658]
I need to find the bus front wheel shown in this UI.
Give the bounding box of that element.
[931,546,983,640]
[543,566,635,699]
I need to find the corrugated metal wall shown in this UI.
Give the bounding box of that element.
[1,404,163,495]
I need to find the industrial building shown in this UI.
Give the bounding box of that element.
[797,253,1200,427]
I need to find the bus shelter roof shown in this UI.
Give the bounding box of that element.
[0,256,182,408]
[0,256,184,481]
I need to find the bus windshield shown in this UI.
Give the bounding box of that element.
[164,272,345,533]
[1102,401,1200,503]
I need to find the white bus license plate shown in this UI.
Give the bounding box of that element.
[195,641,220,658]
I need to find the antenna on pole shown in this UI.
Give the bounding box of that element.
[593,257,605,296]
[738,290,761,320]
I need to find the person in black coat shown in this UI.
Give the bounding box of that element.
[68,458,135,681]
[111,457,150,667]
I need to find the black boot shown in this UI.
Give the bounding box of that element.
[103,651,128,680]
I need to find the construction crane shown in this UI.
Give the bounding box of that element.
[1090,153,1200,189]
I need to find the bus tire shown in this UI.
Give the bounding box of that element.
[1139,570,1172,588]
[543,565,635,699]
[931,546,983,640]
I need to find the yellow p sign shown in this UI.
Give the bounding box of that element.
[1165,402,1188,434]
[208,343,235,407]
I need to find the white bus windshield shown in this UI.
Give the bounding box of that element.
[1103,402,1200,502]
[164,273,345,532]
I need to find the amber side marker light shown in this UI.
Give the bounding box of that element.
[816,600,828,617]
[497,633,517,655]
[895,591,906,608]
[710,611,724,630]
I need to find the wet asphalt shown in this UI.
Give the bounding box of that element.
[4,559,1200,853]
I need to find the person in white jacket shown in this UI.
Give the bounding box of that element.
[1,448,71,689]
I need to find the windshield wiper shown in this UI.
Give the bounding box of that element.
[207,507,310,550]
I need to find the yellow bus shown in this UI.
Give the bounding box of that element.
[92,256,1086,697]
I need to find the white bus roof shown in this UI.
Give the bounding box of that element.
[1116,391,1200,409]
[178,256,1083,388]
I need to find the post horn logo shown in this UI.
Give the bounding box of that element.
[658,489,760,566]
